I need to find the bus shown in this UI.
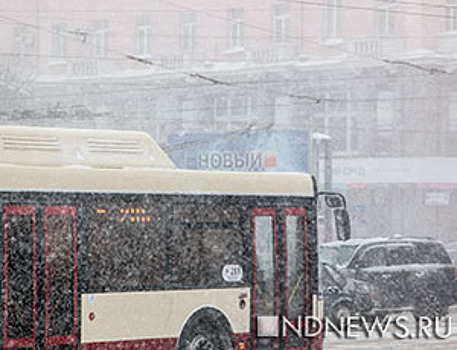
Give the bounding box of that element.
[0,126,350,350]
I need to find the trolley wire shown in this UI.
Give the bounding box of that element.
[161,0,449,75]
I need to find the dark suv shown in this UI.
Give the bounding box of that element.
[320,237,457,319]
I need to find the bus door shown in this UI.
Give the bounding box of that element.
[252,208,279,350]
[283,209,308,349]
[3,206,37,349]
[44,207,78,350]
[2,206,77,350]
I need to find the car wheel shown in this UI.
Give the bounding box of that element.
[331,303,352,326]
[414,294,448,320]
[178,314,233,350]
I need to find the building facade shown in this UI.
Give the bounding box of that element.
[1,0,457,242]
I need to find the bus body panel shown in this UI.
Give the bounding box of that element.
[0,188,318,350]
[81,288,250,344]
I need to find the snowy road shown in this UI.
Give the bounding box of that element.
[324,308,457,350]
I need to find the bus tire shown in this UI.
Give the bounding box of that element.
[177,309,234,350]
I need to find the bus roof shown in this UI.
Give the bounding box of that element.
[0,126,315,197]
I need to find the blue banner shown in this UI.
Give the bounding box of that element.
[167,130,308,172]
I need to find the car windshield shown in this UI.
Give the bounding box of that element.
[321,263,346,287]
[319,244,358,267]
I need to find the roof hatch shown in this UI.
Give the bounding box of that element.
[0,126,176,169]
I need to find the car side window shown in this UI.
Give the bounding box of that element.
[387,245,417,266]
[357,246,387,268]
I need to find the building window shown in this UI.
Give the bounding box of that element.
[181,12,197,51]
[181,99,196,121]
[448,98,457,133]
[14,27,31,62]
[447,0,457,31]
[376,0,396,36]
[231,96,247,117]
[323,92,359,153]
[213,96,247,121]
[376,91,396,154]
[94,21,109,57]
[274,96,293,124]
[214,97,228,120]
[325,0,341,38]
[52,24,66,59]
[274,4,291,43]
[136,16,152,56]
[377,91,395,133]
[229,8,244,49]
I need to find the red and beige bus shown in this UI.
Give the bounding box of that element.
[0,126,349,350]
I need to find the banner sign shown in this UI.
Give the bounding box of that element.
[167,130,308,172]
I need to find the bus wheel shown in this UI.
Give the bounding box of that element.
[178,312,234,350]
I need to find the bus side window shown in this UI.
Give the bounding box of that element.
[255,216,275,316]
[5,213,36,340]
[170,204,243,287]
[285,215,306,319]
[169,227,202,285]
[88,199,167,291]
[47,215,74,336]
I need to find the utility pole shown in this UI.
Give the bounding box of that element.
[311,132,332,191]
[311,132,333,242]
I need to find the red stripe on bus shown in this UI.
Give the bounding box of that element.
[313,329,324,350]
[3,210,8,348]
[5,338,35,348]
[251,210,257,350]
[44,209,50,348]
[44,207,77,350]
[234,332,250,349]
[46,335,75,346]
[72,208,78,350]
[3,206,37,349]
[83,332,249,350]
[81,338,178,350]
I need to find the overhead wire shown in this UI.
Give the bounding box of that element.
[161,0,450,75]
[0,3,451,109]
[2,90,451,112]
[373,0,452,11]
[0,4,451,157]
[0,14,232,87]
[282,0,453,20]
[0,70,446,102]
[1,0,448,82]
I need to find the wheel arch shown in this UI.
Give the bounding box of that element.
[177,306,235,349]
